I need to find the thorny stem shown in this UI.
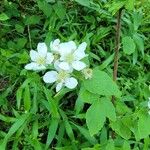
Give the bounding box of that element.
[112,8,123,104]
[111,8,123,139]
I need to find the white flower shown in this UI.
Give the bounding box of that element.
[25,43,54,71]
[58,41,87,72]
[82,68,93,79]
[50,39,61,53]
[43,70,78,92]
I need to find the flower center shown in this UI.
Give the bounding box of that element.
[36,57,46,65]
[65,53,74,63]
[57,71,69,82]
[82,68,93,79]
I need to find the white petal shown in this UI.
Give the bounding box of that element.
[25,63,46,71]
[72,61,86,71]
[43,71,58,83]
[59,41,76,57]
[56,82,63,92]
[37,42,47,57]
[67,41,77,50]
[50,39,60,52]
[65,77,78,89]
[58,62,71,71]
[77,42,87,52]
[34,65,46,70]
[53,60,61,71]
[30,50,39,61]
[25,62,37,70]
[73,42,87,60]
[46,53,54,64]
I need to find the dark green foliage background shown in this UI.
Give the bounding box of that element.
[0,0,150,149]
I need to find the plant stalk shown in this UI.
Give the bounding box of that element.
[112,8,123,104]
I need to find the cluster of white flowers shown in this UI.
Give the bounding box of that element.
[25,39,92,92]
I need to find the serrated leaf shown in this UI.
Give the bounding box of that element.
[111,119,131,140]
[122,36,136,55]
[84,68,121,97]
[137,112,150,139]
[101,98,116,121]
[86,100,106,136]
[79,87,99,104]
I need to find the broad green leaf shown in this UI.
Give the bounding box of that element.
[125,0,135,10]
[137,112,150,139]
[123,140,131,150]
[84,68,121,97]
[122,36,136,55]
[0,13,9,21]
[86,100,106,136]
[45,119,59,149]
[111,119,131,140]
[79,87,99,104]
[101,98,116,121]
[105,140,115,150]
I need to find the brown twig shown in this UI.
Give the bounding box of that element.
[111,8,123,140]
[112,8,123,104]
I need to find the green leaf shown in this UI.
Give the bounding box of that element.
[75,0,90,7]
[72,123,98,145]
[53,1,66,19]
[86,100,106,136]
[84,68,121,97]
[44,87,59,118]
[125,0,135,10]
[79,87,99,104]
[16,88,23,109]
[23,84,31,112]
[45,119,59,149]
[105,140,115,150]
[137,112,150,139]
[25,15,41,25]
[133,33,144,56]
[59,109,75,141]
[111,119,131,140]
[15,24,24,33]
[1,113,29,148]
[122,36,136,55]
[0,13,9,21]
[101,98,116,121]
